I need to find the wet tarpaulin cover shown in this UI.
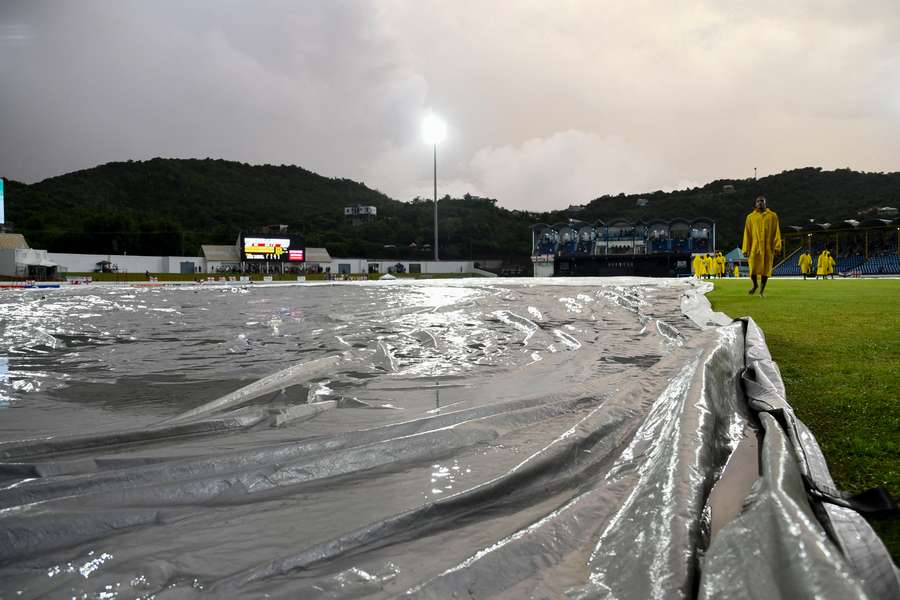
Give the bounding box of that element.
[0,279,895,599]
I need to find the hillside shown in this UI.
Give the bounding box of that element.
[4,160,899,259]
[571,167,900,251]
[4,158,531,260]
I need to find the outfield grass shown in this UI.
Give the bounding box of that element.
[707,278,900,560]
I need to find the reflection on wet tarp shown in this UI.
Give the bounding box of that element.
[0,279,891,599]
[0,355,8,407]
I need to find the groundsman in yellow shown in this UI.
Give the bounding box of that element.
[825,250,835,278]
[693,254,705,278]
[816,250,826,279]
[798,251,812,279]
[703,254,713,279]
[715,251,726,278]
[741,196,781,296]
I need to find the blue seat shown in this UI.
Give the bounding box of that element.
[859,255,900,274]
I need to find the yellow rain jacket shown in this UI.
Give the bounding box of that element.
[733,265,740,278]
[703,254,713,275]
[798,252,812,274]
[816,252,826,276]
[693,254,705,277]
[825,251,835,275]
[742,208,781,277]
[715,253,726,276]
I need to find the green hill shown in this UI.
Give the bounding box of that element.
[571,167,900,251]
[4,160,899,259]
[4,158,530,260]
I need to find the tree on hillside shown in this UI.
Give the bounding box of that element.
[6,163,899,259]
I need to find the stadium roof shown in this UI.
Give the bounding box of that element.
[859,218,894,228]
[801,222,830,231]
[0,234,30,250]
[305,247,331,263]
[201,245,239,261]
[786,218,895,232]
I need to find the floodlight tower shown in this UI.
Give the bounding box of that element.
[422,113,447,261]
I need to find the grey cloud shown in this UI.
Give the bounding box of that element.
[1,1,899,211]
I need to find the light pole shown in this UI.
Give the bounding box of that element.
[422,113,447,261]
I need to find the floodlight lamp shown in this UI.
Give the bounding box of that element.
[422,114,447,145]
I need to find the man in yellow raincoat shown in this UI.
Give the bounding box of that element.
[692,254,705,278]
[815,250,826,279]
[715,252,726,278]
[798,251,812,279]
[703,254,713,279]
[825,250,836,279]
[741,196,781,296]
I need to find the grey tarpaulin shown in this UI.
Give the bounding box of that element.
[0,279,895,598]
[698,317,900,600]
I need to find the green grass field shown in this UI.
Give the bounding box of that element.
[707,278,900,560]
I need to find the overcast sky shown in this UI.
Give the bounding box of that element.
[1,1,899,211]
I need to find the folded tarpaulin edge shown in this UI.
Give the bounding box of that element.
[736,315,900,599]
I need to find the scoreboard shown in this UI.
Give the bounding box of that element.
[241,236,305,262]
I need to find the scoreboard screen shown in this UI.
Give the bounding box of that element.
[241,236,305,261]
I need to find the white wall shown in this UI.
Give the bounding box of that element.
[39,252,476,275]
[0,249,16,276]
[47,253,204,274]
[533,262,554,277]
[163,256,204,273]
[329,258,475,275]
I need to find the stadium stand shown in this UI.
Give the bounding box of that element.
[834,255,866,273]
[773,252,899,276]
[859,254,900,275]
[531,224,559,256]
[779,216,899,276]
[772,249,802,276]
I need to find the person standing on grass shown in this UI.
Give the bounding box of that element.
[742,195,781,296]
[716,251,726,278]
[798,251,812,279]
[817,249,832,279]
[692,253,704,278]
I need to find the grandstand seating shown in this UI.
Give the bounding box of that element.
[835,255,866,272]
[772,249,802,276]
[530,219,716,259]
[773,252,900,276]
[773,262,800,276]
[859,254,900,275]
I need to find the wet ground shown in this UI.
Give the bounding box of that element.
[0,278,751,599]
